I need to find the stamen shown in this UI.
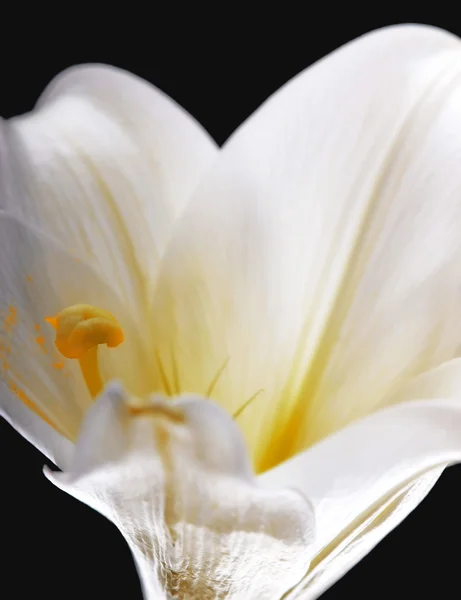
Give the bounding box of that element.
[170,348,181,394]
[233,389,264,420]
[46,304,124,398]
[78,346,102,398]
[206,357,229,397]
[155,349,172,396]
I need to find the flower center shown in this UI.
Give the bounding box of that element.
[46,304,124,398]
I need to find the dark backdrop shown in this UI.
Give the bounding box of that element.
[1,10,460,599]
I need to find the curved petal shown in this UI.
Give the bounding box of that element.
[4,65,217,320]
[0,213,150,463]
[286,469,442,599]
[260,366,461,599]
[148,24,461,471]
[46,385,315,600]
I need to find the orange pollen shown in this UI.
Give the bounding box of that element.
[45,304,124,398]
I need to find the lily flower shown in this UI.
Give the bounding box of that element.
[3,23,461,599]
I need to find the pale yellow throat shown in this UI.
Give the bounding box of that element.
[46,304,124,398]
[46,304,259,426]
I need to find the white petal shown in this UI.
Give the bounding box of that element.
[4,64,217,318]
[46,385,315,600]
[0,213,149,463]
[288,468,442,599]
[0,381,73,469]
[259,358,461,599]
[148,24,461,471]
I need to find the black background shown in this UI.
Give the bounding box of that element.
[1,10,461,599]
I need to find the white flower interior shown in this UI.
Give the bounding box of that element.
[3,24,461,600]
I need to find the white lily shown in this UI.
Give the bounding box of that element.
[2,23,461,599]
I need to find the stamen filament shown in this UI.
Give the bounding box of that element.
[155,349,172,396]
[79,345,103,398]
[233,389,264,419]
[206,357,229,397]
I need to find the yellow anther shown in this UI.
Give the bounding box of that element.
[46,304,124,398]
